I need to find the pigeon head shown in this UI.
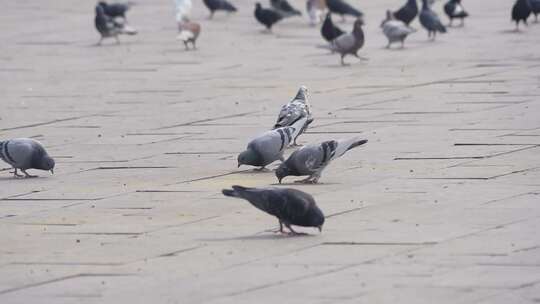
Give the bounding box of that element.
[308,209,325,232]
[381,10,393,27]
[95,5,106,16]
[98,1,108,8]
[36,155,55,174]
[275,163,291,183]
[237,150,260,167]
[255,2,262,9]
[294,85,308,101]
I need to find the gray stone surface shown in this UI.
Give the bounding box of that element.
[1,0,539,303]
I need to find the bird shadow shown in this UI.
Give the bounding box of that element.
[270,182,340,186]
[198,232,318,242]
[499,29,524,34]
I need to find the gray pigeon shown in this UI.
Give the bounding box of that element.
[222,185,325,234]
[0,138,55,178]
[238,117,307,169]
[276,137,367,183]
[273,86,313,146]
[330,18,365,66]
[381,10,416,48]
[419,0,447,40]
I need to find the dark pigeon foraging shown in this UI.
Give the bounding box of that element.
[531,0,540,22]
[330,18,365,65]
[326,0,363,22]
[254,2,284,32]
[94,5,137,45]
[444,0,469,27]
[203,0,237,19]
[419,0,447,40]
[512,0,532,30]
[98,1,131,20]
[0,138,55,178]
[392,0,419,25]
[321,12,345,43]
[222,185,325,235]
[270,0,302,18]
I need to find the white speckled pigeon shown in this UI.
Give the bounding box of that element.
[273,86,313,146]
[222,185,325,234]
[0,138,55,178]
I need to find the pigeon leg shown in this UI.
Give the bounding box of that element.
[386,41,391,49]
[12,168,24,178]
[340,54,346,66]
[460,18,464,27]
[184,41,189,50]
[21,169,37,178]
[96,37,103,46]
[285,224,307,235]
[400,40,405,49]
[448,18,453,27]
[208,11,214,19]
[192,40,197,50]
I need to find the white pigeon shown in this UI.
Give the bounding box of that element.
[381,10,416,48]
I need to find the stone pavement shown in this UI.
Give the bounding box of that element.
[1,0,539,303]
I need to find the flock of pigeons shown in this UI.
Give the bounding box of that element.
[3,0,539,235]
[92,0,540,64]
[0,85,367,235]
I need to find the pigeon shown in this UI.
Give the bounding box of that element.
[254,2,284,32]
[238,117,307,169]
[275,137,367,184]
[307,0,327,25]
[94,5,137,45]
[326,0,363,22]
[222,185,325,234]
[330,17,365,65]
[175,0,193,22]
[419,0,447,40]
[0,138,55,178]
[321,12,345,43]
[203,0,237,19]
[98,1,131,20]
[531,0,540,22]
[177,21,201,50]
[512,0,532,30]
[444,0,469,27]
[273,86,313,146]
[270,0,302,17]
[392,0,419,25]
[381,10,416,48]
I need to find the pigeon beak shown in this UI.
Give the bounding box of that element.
[50,169,54,175]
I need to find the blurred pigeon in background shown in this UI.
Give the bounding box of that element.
[326,0,363,22]
[98,1,132,21]
[238,117,307,169]
[531,0,540,22]
[381,10,416,48]
[271,0,302,17]
[512,0,532,30]
[0,138,55,178]
[177,21,201,50]
[321,12,344,44]
[254,2,284,32]
[330,18,365,65]
[222,185,325,234]
[203,0,237,19]
[276,137,367,183]
[273,86,313,146]
[307,0,327,25]
[392,0,419,25]
[175,0,192,22]
[94,4,137,45]
[444,0,469,26]
[419,0,446,40]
